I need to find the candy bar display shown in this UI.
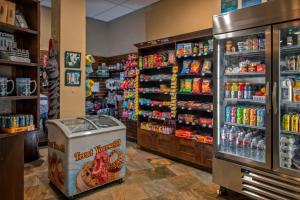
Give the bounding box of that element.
[177,101,213,111]
[139,87,171,94]
[176,39,213,58]
[139,110,172,120]
[194,135,214,145]
[139,74,172,82]
[139,98,171,107]
[175,127,196,139]
[178,114,213,127]
[140,122,173,135]
[138,50,176,69]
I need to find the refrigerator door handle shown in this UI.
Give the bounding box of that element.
[266,82,271,113]
[273,82,277,115]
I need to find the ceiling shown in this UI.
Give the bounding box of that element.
[39,0,160,22]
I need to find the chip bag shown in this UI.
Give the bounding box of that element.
[202,59,212,74]
[192,78,202,94]
[201,79,212,94]
[181,60,192,74]
[180,79,185,92]
[185,79,193,93]
[190,60,201,74]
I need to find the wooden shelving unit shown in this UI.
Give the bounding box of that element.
[0,0,40,130]
[135,29,214,170]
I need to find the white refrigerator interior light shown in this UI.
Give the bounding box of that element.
[217,43,221,145]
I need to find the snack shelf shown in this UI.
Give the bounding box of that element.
[140,115,174,121]
[177,73,212,77]
[139,91,170,95]
[178,106,212,112]
[224,98,265,105]
[139,104,171,109]
[224,49,265,57]
[224,122,266,131]
[280,130,300,136]
[224,72,265,77]
[178,120,213,128]
[139,66,173,71]
[140,79,171,82]
[177,92,213,96]
[176,53,213,59]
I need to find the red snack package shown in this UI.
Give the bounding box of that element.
[190,60,201,74]
[192,78,202,94]
[201,79,212,94]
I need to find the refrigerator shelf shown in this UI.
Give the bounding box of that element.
[224,122,266,130]
[218,150,265,163]
[281,71,300,75]
[224,98,266,105]
[224,72,265,77]
[224,49,265,57]
[281,101,300,106]
[280,130,300,136]
[281,45,300,54]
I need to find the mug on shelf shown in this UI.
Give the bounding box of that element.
[16,78,37,96]
[0,77,14,96]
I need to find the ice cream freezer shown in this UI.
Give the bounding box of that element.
[47,115,126,197]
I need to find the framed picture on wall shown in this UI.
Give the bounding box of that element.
[65,70,81,86]
[221,0,238,13]
[65,51,81,68]
[242,0,262,8]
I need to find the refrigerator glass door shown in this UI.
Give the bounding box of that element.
[274,21,300,178]
[85,115,119,128]
[214,26,272,169]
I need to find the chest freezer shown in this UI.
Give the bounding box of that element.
[47,115,126,197]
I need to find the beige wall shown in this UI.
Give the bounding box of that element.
[40,6,51,50]
[52,0,86,118]
[107,9,146,56]
[145,0,220,40]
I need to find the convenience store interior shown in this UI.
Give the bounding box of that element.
[1,0,300,200]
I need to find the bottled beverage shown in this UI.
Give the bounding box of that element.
[257,138,265,161]
[287,29,294,46]
[231,82,238,98]
[225,106,232,122]
[242,131,253,157]
[228,126,237,153]
[221,125,229,151]
[244,83,252,99]
[243,108,250,125]
[293,77,300,102]
[282,114,291,131]
[249,108,257,126]
[238,82,245,99]
[258,33,265,50]
[291,114,299,132]
[257,108,266,127]
[236,107,244,124]
[281,78,294,102]
[225,82,231,98]
[231,106,237,123]
[250,136,260,159]
[236,128,245,154]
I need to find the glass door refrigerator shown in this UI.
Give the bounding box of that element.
[213,1,300,199]
[273,21,300,179]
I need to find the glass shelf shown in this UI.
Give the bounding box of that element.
[224,98,266,105]
[224,72,265,77]
[224,49,265,57]
[224,122,266,131]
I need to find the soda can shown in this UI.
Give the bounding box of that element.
[243,108,250,125]
[249,108,257,126]
[225,106,231,122]
[12,117,16,128]
[29,115,34,125]
[231,106,237,123]
[237,107,243,124]
[257,108,266,127]
[291,114,299,132]
[282,114,291,131]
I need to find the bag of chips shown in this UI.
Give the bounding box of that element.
[181,60,192,74]
[185,79,193,93]
[201,79,212,94]
[202,59,212,74]
[192,78,202,94]
[190,60,201,74]
[180,79,185,92]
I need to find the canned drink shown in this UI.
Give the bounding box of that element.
[237,107,244,124]
[257,108,266,127]
[243,108,250,125]
[291,114,299,132]
[225,106,232,122]
[282,114,291,131]
[249,108,257,126]
[231,106,237,123]
[12,117,16,128]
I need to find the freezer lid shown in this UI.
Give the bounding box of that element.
[85,115,120,129]
[59,118,97,133]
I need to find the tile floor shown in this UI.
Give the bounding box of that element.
[24,142,248,200]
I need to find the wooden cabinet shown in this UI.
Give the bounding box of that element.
[137,130,213,170]
[0,134,24,200]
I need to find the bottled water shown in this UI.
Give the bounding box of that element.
[220,125,229,151]
[242,131,253,158]
[236,128,245,155]
[228,126,238,153]
[257,138,265,162]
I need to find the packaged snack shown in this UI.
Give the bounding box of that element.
[199,42,204,55]
[183,43,192,56]
[192,78,202,94]
[168,50,176,65]
[201,79,212,94]
[181,60,192,74]
[184,79,193,93]
[180,79,185,92]
[176,43,184,57]
[202,59,212,74]
[203,44,209,55]
[192,43,199,55]
[190,60,201,74]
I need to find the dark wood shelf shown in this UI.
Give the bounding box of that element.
[0,59,38,67]
[0,96,38,101]
[0,22,38,35]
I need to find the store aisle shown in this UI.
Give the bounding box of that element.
[24,142,246,200]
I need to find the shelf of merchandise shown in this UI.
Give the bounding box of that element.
[224,98,266,105]
[281,71,300,76]
[281,130,300,136]
[281,45,300,54]
[224,49,265,56]
[224,122,266,131]
[135,28,214,170]
[176,53,213,59]
[139,91,170,95]
[224,72,266,76]
[178,106,212,112]
[281,101,300,106]
[0,96,38,101]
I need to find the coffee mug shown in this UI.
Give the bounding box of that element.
[0,77,14,96]
[16,78,37,96]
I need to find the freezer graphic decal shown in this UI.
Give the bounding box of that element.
[71,139,125,194]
